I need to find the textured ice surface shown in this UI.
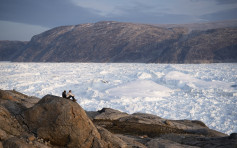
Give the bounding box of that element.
[0,62,236,134]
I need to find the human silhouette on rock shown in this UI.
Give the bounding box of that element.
[62,90,67,98]
[66,90,77,102]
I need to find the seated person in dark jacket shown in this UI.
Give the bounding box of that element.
[62,90,67,98]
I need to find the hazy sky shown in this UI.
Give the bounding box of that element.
[1,0,237,41]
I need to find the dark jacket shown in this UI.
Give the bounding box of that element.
[62,91,67,98]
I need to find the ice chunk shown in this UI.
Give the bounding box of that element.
[107,80,173,98]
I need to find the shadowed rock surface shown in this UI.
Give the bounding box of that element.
[0,89,236,148]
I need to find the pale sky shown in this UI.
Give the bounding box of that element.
[0,0,237,41]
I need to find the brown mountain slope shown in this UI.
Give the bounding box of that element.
[156,19,237,31]
[15,21,188,62]
[0,41,27,61]
[156,28,237,63]
[1,21,237,63]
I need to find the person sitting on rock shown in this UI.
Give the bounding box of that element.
[62,90,67,98]
[66,90,77,102]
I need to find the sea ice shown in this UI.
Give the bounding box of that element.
[107,80,173,98]
[0,62,236,135]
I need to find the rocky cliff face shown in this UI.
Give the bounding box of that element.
[0,21,236,63]
[156,19,237,31]
[0,41,27,61]
[15,21,188,63]
[0,89,237,147]
[156,28,237,63]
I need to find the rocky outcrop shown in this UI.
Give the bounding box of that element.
[0,90,130,148]
[96,126,128,148]
[0,89,40,140]
[0,89,39,115]
[1,21,237,63]
[0,90,45,148]
[90,108,237,147]
[90,108,212,133]
[20,95,107,147]
[0,89,236,148]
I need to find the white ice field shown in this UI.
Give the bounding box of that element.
[0,62,237,134]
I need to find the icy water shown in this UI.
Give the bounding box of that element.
[0,62,237,134]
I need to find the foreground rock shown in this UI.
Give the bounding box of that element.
[0,89,236,148]
[88,108,226,137]
[0,89,39,115]
[88,108,237,147]
[0,90,125,148]
[20,95,107,147]
[0,89,39,139]
[0,90,47,148]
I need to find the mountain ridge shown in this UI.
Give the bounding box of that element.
[0,21,237,63]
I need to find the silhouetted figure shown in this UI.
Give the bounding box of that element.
[67,90,76,102]
[62,90,67,98]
